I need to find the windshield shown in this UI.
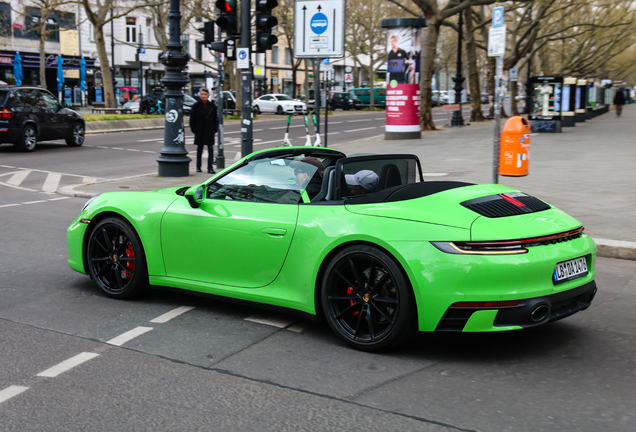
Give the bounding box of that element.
[206,156,322,204]
[276,95,294,101]
[0,90,8,106]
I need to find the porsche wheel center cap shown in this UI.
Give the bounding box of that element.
[362,293,370,303]
[112,254,118,263]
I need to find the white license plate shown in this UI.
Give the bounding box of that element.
[553,257,588,284]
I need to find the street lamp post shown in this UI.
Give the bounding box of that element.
[451,3,465,127]
[156,0,191,177]
[524,54,532,115]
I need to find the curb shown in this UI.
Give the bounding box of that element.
[595,238,636,261]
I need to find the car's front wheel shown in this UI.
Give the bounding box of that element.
[87,217,148,299]
[16,124,37,152]
[321,245,416,351]
[254,105,261,114]
[66,122,85,147]
[276,105,284,115]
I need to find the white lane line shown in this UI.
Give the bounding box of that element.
[346,119,373,123]
[233,152,242,161]
[7,170,30,186]
[0,204,20,208]
[48,197,71,201]
[287,322,311,333]
[42,172,62,193]
[96,145,109,149]
[0,386,29,404]
[225,130,242,134]
[423,173,449,177]
[245,313,296,329]
[37,352,100,378]
[150,306,195,323]
[21,200,47,205]
[0,165,16,168]
[127,148,141,152]
[268,124,306,130]
[106,326,153,346]
[137,138,163,142]
[345,127,377,133]
[111,147,124,150]
[143,150,156,153]
[328,121,343,124]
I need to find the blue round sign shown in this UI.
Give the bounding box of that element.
[310,13,328,35]
[238,50,247,60]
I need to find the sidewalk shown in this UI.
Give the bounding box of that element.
[64,105,636,261]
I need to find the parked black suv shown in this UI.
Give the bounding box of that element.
[0,86,85,152]
[328,92,363,110]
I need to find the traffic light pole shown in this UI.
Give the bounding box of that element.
[240,0,253,158]
[216,24,225,169]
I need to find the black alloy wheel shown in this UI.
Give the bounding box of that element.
[254,105,261,114]
[276,105,284,115]
[321,245,416,351]
[17,124,37,152]
[66,122,85,147]
[87,217,148,299]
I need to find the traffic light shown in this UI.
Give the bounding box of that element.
[255,0,278,53]
[197,20,226,53]
[216,0,238,35]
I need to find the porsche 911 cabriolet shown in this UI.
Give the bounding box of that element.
[67,147,597,351]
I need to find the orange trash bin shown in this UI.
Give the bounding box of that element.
[499,116,531,176]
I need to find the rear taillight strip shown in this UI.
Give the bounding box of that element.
[466,227,584,247]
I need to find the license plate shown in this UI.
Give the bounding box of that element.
[553,256,588,284]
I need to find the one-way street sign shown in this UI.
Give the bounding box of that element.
[294,0,346,58]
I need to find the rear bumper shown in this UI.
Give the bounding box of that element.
[436,280,597,332]
[0,128,20,144]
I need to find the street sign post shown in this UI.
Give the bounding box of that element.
[294,0,345,58]
[489,6,506,184]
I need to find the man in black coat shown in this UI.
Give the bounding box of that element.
[189,88,219,173]
[614,87,626,118]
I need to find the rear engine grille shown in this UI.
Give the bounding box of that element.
[462,193,550,218]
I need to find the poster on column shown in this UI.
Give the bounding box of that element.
[386,27,421,131]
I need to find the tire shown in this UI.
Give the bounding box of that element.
[321,245,416,351]
[87,217,148,299]
[254,105,261,114]
[16,124,37,152]
[66,122,85,147]
[276,105,284,115]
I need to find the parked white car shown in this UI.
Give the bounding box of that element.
[253,94,307,115]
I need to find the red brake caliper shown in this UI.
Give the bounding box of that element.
[125,243,135,278]
[347,287,360,317]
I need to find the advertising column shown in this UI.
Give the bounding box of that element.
[381,18,427,140]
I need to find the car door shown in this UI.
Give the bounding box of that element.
[259,95,274,112]
[161,157,301,288]
[38,90,65,138]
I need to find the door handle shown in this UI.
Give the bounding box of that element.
[261,228,287,238]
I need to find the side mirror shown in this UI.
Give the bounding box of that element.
[184,184,205,208]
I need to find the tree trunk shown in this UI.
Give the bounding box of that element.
[487,57,495,118]
[509,79,520,116]
[39,37,47,89]
[94,26,115,108]
[465,7,485,122]
[420,22,441,130]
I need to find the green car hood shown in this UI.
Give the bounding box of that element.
[345,183,582,240]
[345,184,508,229]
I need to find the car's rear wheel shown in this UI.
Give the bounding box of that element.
[87,217,148,299]
[276,105,284,115]
[66,122,85,147]
[16,124,37,152]
[321,245,416,351]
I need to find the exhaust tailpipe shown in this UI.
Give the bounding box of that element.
[530,304,550,322]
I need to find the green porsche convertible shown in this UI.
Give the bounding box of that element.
[67,147,597,351]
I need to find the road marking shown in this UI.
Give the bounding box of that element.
[21,200,47,205]
[423,173,449,177]
[107,326,153,346]
[346,119,372,123]
[233,152,242,161]
[0,165,16,169]
[245,313,296,328]
[287,322,311,333]
[111,147,124,150]
[328,121,343,124]
[137,138,163,142]
[7,170,30,186]
[42,172,62,193]
[96,145,109,149]
[37,352,100,378]
[48,197,71,201]
[345,127,377,133]
[143,150,156,153]
[0,386,29,404]
[326,132,340,135]
[0,204,20,208]
[83,177,98,183]
[268,125,305,130]
[150,306,195,323]
[127,148,141,152]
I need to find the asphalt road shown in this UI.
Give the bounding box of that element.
[0,112,635,431]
